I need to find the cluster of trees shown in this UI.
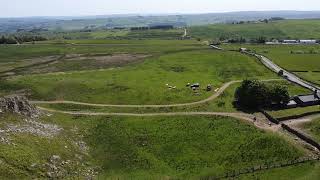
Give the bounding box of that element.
[130,25,174,31]
[235,80,290,109]
[218,36,267,44]
[231,17,285,25]
[0,35,47,44]
[0,36,17,44]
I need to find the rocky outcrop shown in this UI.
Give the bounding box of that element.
[0,96,40,117]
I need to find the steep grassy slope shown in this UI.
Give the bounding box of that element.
[87,115,303,179]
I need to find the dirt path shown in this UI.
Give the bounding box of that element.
[283,114,320,127]
[38,106,276,131]
[31,79,283,108]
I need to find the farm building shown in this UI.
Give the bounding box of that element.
[286,100,298,108]
[283,40,298,44]
[299,40,317,44]
[293,94,320,107]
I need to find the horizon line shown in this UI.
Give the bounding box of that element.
[2,10,320,19]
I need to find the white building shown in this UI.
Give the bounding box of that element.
[299,40,317,44]
[283,40,298,44]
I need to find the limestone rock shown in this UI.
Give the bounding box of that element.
[0,96,40,117]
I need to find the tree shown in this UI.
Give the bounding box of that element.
[0,36,5,44]
[235,79,269,108]
[256,36,267,44]
[269,85,290,105]
[235,80,290,109]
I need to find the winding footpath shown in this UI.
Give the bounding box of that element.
[34,78,285,133]
[38,106,276,132]
[31,79,283,108]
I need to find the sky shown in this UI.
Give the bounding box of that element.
[1,0,320,17]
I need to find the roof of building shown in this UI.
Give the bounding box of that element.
[300,40,317,42]
[287,100,298,106]
[295,94,319,103]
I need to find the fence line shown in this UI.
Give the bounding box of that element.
[202,156,320,180]
[282,124,320,151]
[277,111,320,121]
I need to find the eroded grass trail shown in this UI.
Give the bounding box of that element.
[38,106,276,132]
[31,79,283,108]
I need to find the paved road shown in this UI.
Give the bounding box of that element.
[31,79,282,108]
[246,52,320,91]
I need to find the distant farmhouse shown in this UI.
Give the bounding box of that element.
[266,39,318,45]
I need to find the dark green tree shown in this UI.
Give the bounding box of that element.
[269,85,290,105]
[235,79,269,108]
[235,80,290,109]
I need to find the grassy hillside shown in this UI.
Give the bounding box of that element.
[190,20,320,40]
[87,115,303,179]
[0,113,306,179]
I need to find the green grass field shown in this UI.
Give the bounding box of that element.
[0,113,306,179]
[301,117,320,142]
[3,48,276,104]
[86,115,303,179]
[190,19,320,40]
[38,80,311,114]
[267,106,320,120]
[222,44,320,85]
[239,161,320,180]
[1,27,320,179]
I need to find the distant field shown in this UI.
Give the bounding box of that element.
[3,48,276,104]
[0,40,203,62]
[35,29,184,40]
[222,44,320,85]
[190,19,320,40]
[0,40,205,76]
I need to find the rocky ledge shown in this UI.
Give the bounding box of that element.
[0,96,40,118]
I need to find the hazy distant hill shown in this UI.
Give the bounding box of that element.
[1,11,320,33]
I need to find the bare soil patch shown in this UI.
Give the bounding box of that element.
[65,53,149,65]
[25,53,150,74]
